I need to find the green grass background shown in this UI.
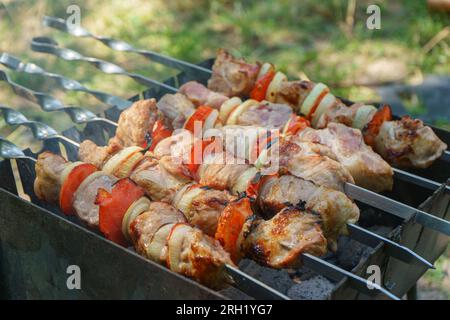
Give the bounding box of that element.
[0,0,449,298]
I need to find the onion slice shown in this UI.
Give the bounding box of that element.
[265,71,287,102]
[167,223,193,272]
[103,146,143,177]
[311,93,336,127]
[300,83,329,117]
[219,97,242,124]
[353,105,377,130]
[226,99,259,125]
[146,223,175,264]
[121,197,151,241]
[174,185,204,215]
[257,62,275,80]
[59,161,84,185]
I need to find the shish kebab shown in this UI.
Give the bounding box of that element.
[1,63,449,236]
[0,137,400,299]
[37,17,448,169]
[0,105,434,270]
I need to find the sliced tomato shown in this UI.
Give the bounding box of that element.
[284,115,310,136]
[59,163,98,216]
[246,173,278,199]
[215,197,253,263]
[250,69,276,101]
[148,120,172,151]
[363,105,392,146]
[184,105,214,134]
[96,178,145,246]
[250,130,280,162]
[185,139,215,178]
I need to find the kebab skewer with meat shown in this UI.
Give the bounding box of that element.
[205,49,447,169]
[34,151,329,285]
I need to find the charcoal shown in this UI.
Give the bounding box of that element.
[287,275,334,300]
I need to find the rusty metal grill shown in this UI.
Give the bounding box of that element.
[0,16,449,300]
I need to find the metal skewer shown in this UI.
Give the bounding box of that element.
[0,136,400,300]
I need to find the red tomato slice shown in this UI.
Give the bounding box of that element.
[96,178,145,246]
[250,70,276,101]
[215,197,253,263]
[363,105,392,146]
[185,139,215,178]
[306,89,330,120]
[284,115,310,136]
[184,105,214,133]
[59,163,98,216]
[148,120,173,151]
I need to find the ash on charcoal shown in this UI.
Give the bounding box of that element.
[336,236,372,270]
[287,275,334,300]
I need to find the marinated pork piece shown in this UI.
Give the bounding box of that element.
[374,116,447,168]
[295,123,393,192]
[237,101,293,129]
[78,140,120,169]
[130,156,189,203]
[130,202,186,259]
[153,130,195,160]
[257,175,359,250]
[179,81,229,110]
[275,80,315,112]
[108,99,164,150]
[34,152,68,203]
[315,101,362,129]
[73,172,117,227]
[279,140,355,192]
[168,224,234,289]
[156,93,196,129]
[239,208,327,268]
[208,49,260,97]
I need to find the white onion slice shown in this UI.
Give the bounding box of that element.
[60,161,84,185]
[226,99,259,125]
[167,223,193,272]
[103,146,143,176]
[311,93,336,127]
[172,183,193,210]
[203,109,219,132]
[231,167,258,195]
[265,71,287,102]
[121,197,151,241]
[352,105,378,130]
[146,223,175,263]
[175,186,204,215]
[257,62,274,80]
[219,97,242,124]
[301,83,329,116]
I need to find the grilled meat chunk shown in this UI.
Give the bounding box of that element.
[34,152,68,203]
[208,49,260,97]
[275,80,315,110]
[257,175,359,250]
[108,99,164,149]
[295,123,393,192]
[237,101,293,129]
[179,81,229,110]
[130,156,189,203]
[73,172,117,227]
[239,208,327,268]
[279,139,354,192]
[374,116,447,168]
[156,93,196,129]
[78,139,120,169]
[130,202,186,260]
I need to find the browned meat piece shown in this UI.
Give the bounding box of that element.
[109,99,163,149]
[239,208,327,268]
[279,139,355,192]
[156,93,196,129]
[295,123,393,192]
[130,156,189,203]
[257,175,359,250]
[374,116,447,168]
[34,151,68,203]
[168,224,234,289]
[175,185,235,236]
[153,131,195,160]
[73,172,117,227]
[130,202,186,259]
[198,152,251,191]
[208,49,260,97]
[78,139,120,169]
[179,81,229,109]
[237,101,293,129]
[275,80,315,112]
[315,101,362,129]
